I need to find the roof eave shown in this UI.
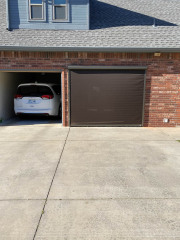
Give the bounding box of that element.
[0,46,180,53]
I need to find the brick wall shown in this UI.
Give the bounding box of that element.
[0,51,180,127]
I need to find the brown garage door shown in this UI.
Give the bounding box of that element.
[70,70,145,126]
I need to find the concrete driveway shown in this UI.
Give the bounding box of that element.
[0,123,180,240]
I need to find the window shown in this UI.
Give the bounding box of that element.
[52,85,61,95]
[53,0,68,21]
[29,0,44,20]
[17,85,53,97]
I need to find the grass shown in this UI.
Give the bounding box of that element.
[177,140,180,143]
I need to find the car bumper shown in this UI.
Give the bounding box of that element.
[15,109,56,116]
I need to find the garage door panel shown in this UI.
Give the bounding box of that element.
[70,70,145,126]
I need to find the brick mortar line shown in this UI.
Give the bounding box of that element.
[32,127,70,240]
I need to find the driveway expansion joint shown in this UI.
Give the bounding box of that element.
[32,127,70,240]
[67,139,176,142]
[0,199,46,201]
[46,197,180,200]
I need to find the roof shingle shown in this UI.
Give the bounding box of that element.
[0,0,180,51]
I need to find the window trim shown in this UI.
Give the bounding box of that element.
[28,0,45,21]
[52,0,69,22]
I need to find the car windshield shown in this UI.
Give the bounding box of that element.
[17,85,53,97]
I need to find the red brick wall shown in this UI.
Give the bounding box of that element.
[0,51,180,127]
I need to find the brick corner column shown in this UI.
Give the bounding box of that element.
[176,76,180,126]
[61,68,69,127]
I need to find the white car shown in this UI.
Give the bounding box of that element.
[14,83,61,117]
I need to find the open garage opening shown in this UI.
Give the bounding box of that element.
[0,71,62,125]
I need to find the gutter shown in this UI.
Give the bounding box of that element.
[6,0,10,30]
[0,46,180,53]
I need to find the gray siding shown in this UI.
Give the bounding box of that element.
[9,0,89,30]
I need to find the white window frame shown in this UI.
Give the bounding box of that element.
[52,0,69,22]
[29,0,45,21]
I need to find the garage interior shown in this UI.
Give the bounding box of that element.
[0,72,62,124]
[70,69,145,126]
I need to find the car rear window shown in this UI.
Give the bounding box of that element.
[52,85,61,95]
[17,85,53,96]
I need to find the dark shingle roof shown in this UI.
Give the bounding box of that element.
[0,0,180,51]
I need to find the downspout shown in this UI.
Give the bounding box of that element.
[6,0,10,30]
[87,0,90,30]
